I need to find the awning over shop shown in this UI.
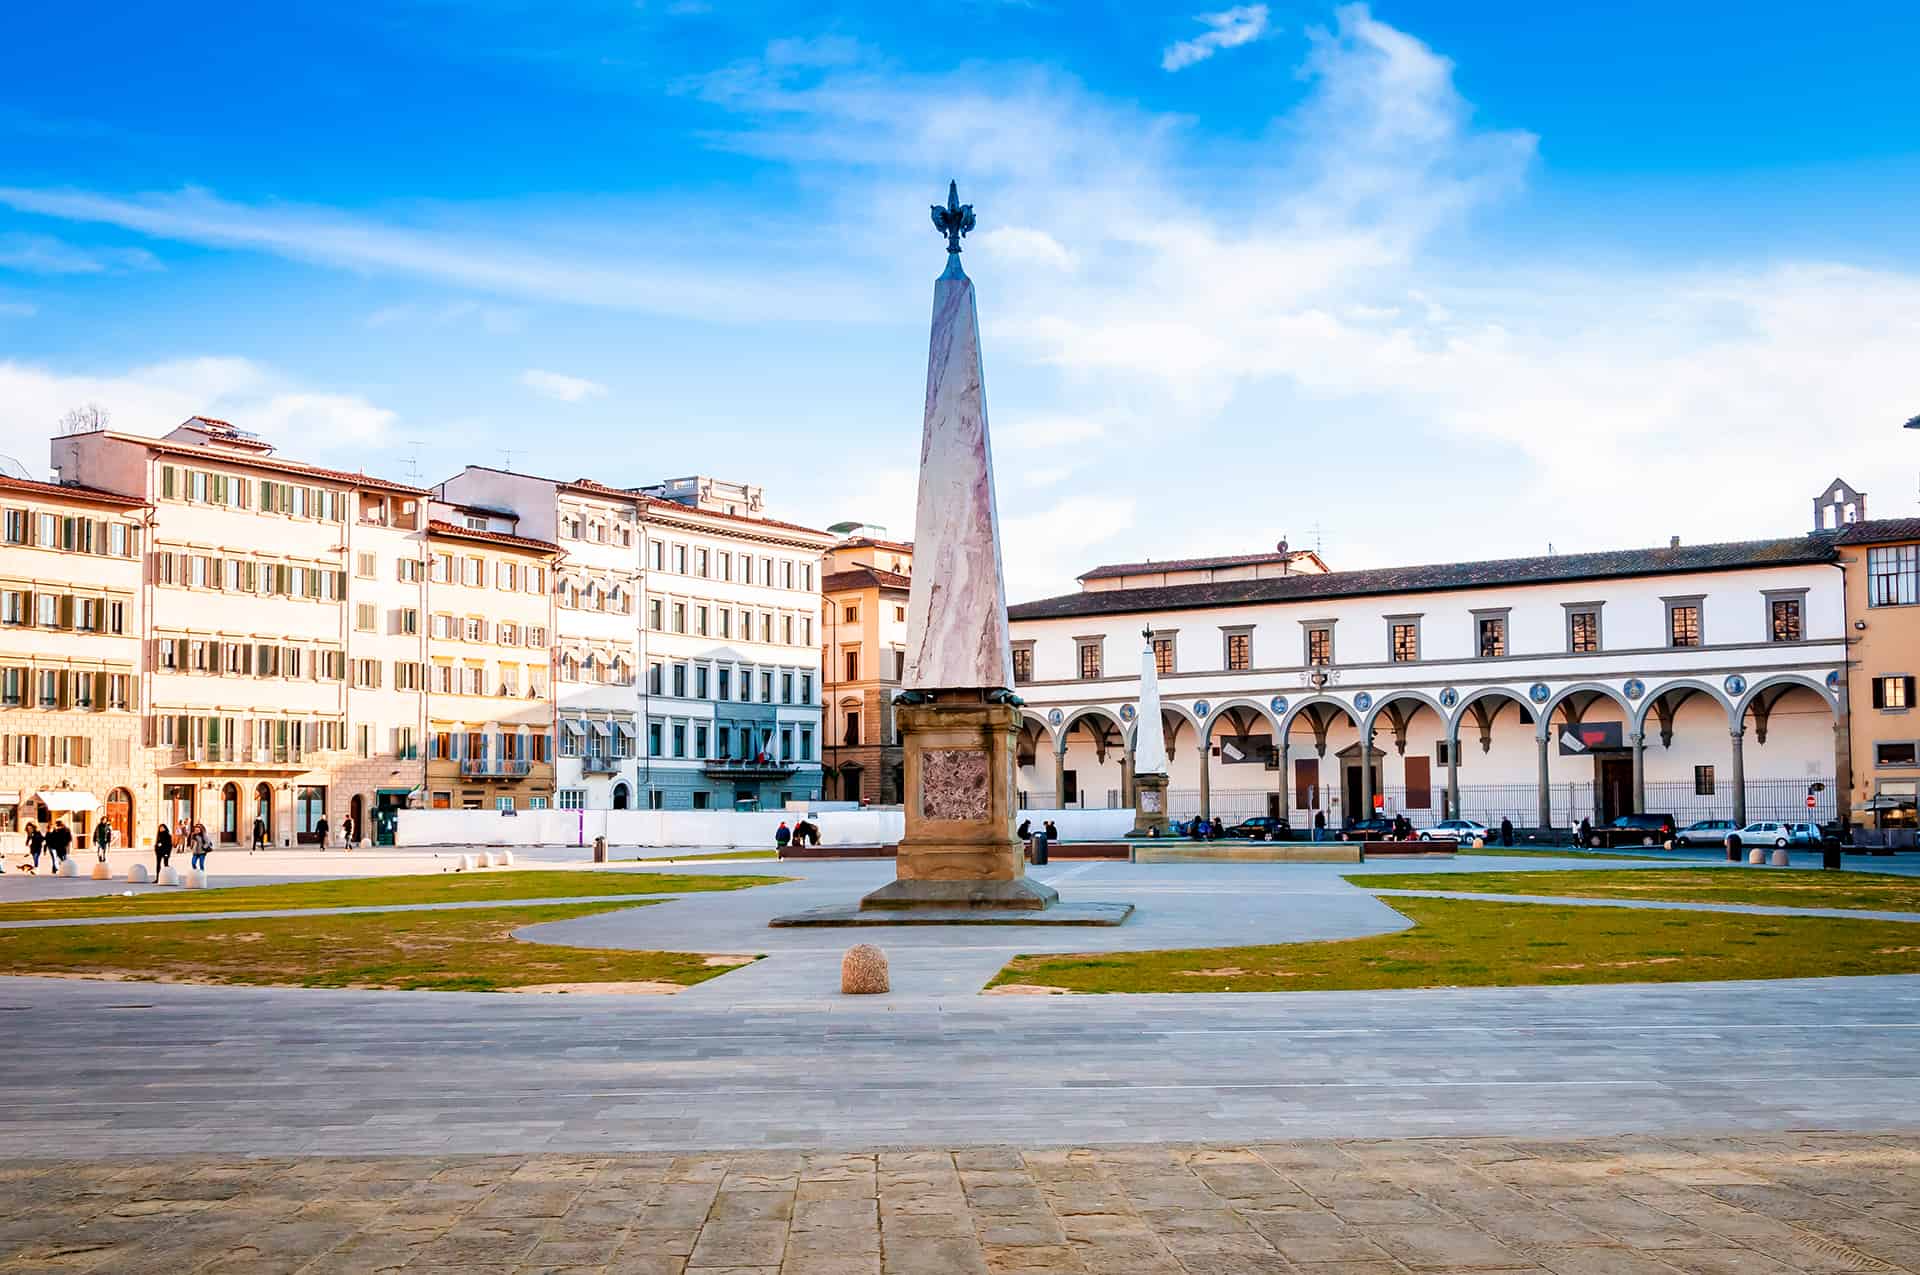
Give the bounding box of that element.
[36,790,101,813]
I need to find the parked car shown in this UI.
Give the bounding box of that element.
[1417,819,1489,844]
[1587,813,1678,848]
[1338,817,1398,841]
[1784,822,1826,848]
[1725,821,1794,850]
[1225,816,1290,840]
[1673,819,1738,848]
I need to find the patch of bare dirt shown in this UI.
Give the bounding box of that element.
[1544,957,1686,971]
[1179,967,1249,977]
[982,983,1075,996]
[702,954,758,967]
[508,981,685,995]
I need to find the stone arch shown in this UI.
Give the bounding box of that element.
[1735,672,1838,722]
[1633,678,1735,735]
[1279,694,1361,738]
[1056,705,1128,753]
[1446,687,1536,758]
[1361,690,1447,736]
[1539,682,1634,741]
[1201,697,1281,743]
[1129,701,1200,761]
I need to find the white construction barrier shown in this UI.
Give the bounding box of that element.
[126,863,152,884]
[396,804,1135,850]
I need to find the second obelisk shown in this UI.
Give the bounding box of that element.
[860,182,1057,911]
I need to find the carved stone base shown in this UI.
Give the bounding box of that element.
[859,690,1054,911]
[1130,772,1170,838]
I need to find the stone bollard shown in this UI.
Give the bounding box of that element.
[478,851,496,868]
[458,853,476,871]
[593,835,607,864]
[497,850,515,867]
[1770,847,1790,867]
[181,869,208,889]
[1747,847,1766,865]
[840,944,890,995]
[126,863,152,884]
[57,858,79,877]
[157,865,181,886]
[91,861,111,879]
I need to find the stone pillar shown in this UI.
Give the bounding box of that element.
[1730,728,1747,826]
[1446,727,1461,822]
[862,691,1057,911]
[1536,733,1552,829]
[1120,746,1133,810]
[1198,739,1211,820]
[1629,730,1646,814]
[1359,724,1375,819]
[1277,738,1291,822]
[1833,700,1852,830]
[1053,746,1066,811]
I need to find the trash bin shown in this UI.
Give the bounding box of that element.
[1822,845,1842,870]
[1030,832,1049,866]
[592,835,607,864]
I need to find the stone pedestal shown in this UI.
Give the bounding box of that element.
[860,691,1057,911]
[1130,772,1170,838]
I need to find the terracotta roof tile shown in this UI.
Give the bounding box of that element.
[1011,535,1837,621]
[425,519,558,554]
[824,566,912,592]
[1077,549,1322,580]
[1831,517,1920,545]
[123,433,431,496]
[0,474,147,510]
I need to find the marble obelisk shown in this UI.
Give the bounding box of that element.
[861,181,1057,911]
[1130,630,1171,837]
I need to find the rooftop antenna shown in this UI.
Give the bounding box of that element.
[0,451,36,482]
[401,441,426,486]
[500,448,521,471]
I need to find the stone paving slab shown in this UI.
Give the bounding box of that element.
[4,1133,1917,1273]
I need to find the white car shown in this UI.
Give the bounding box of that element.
[1418,819,1490,843]
[1726,821,1793,849]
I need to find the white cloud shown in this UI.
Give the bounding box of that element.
[1001,495,1138,601]
[0,233,160,275]
[1162,5,1270,72]
[997,415,1108,449]
[519,368,608,403]
[367,299,526,333]
[979,226,1076,271]
[0,356,399,475]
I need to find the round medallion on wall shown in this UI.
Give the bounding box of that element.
[1269,695,1288,716]
[1353,691,1373,712]
[1193,699,1211,719]
[1119,703,1136,722]
[1438,687,1459,710]
[1623,678,1646,700]
[1724,674,1747,697]
[1046,708,1063,727]
[1826,670,1842,692]
[1528,682,1551,704]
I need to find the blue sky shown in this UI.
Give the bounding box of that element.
[3,1,1917,599]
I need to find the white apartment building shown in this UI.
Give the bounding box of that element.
[443,468,833,811]
[0,475,148,845]
[51,417,431,845]
[436,469,643,809]
[1008,534,1849,830]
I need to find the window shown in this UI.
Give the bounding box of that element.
[1666,598,1703,647]
[760,671,773,702]
[782,672,793,704]
[1768,596,1804,642]
[1077,640,1102,680]
[1305,624,1332,666]
[1873,676,1916,710]
[1476,615,1506,658]
[843,603,859,623]
[1389,621,1419,663]
[557,789,586,810]
[648,598,663,630]
[648,722,663,756]
[1152,637,1176,675]
[671,603,686,634]
[695,665,709,699]
[354,552,376,578]
[672,545,687,573]
[717,667,731,700]
[1012,645,1034,684]
[1694,765,1716,796]
[672,664,686,697]
[672,723,686,758]
[1867,544,1919,608]
[1567,607,1600,654]
[1223,631,1250,672]
[843,710,860,746]
[844,649,859,680]
[1876,741,1919,767]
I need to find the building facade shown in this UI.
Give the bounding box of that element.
[0,475,148,845]
[422,507,558,811]
[52,418,433,846]
[1008,536,1849,830]
[1833,511,1920,833]
[820,533,914,804]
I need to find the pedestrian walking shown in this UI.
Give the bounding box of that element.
[1578,816,1592,846]
[251,816,267,854]
[315,815,330,849]
[1312,810,1326,842]
[154,822,173,875]
[173,819,189,858]
[46,819,72,868]
[190,822,210,871]
[92,818,112,862]
[774,820,791,850]
[1499,816,1514,847]
[24,822,43,873]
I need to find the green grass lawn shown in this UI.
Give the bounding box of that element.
[1354,867,1920,913]
[0,901,757,992]
[0,869,789,923]
[1462,848,1665,861]
[988,896,1920,994]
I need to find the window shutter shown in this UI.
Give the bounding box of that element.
[1874,679,1886,709]
[1909,677,1918,708]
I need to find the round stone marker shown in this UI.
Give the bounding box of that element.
[157,865,181,886]
[57,858,79,877]
[497,850,515,866]
[841,944,890,995]
[91,861,111,880]
[1747,847,1766,865]
[1770,847,1790,867]
[126,863,152,884]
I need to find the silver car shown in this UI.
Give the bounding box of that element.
[1417,819,1489,843]
[1674,819,1737,847]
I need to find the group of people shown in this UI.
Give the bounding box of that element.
[9,818,115,874]
[152,819,215,873]
[1014,819,1061,841]
[773,819,821,849]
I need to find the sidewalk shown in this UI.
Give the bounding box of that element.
[6,1132,1917,1273]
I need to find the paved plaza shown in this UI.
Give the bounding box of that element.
[8,1133,1920,1274]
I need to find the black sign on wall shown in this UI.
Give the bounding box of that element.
[1558,722,1624,755]
[1216,734,1276,766]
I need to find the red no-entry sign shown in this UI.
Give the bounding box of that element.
[1806,795,1817,808]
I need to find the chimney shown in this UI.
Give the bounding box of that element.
[1670,535,1680,549]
